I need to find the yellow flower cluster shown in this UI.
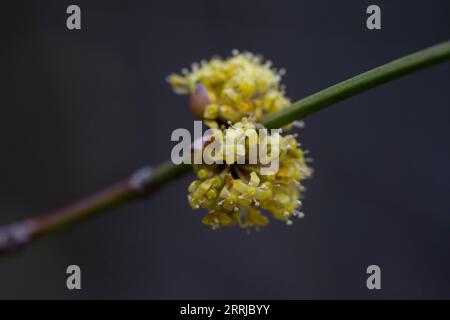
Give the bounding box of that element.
[168,51,312,229]
[168,50,290,127]
[188,120,312,229]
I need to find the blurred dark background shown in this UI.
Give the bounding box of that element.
[0,0,449,299]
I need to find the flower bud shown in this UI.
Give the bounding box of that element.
[189,83,211,119]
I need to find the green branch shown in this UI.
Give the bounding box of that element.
[262,40,450,128]
[1,40,449,255]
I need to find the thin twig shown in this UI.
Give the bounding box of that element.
[0,162,191,255]
[1,40,449,255]
[261,40,450,128]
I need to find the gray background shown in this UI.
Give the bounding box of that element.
[0,0,449,299]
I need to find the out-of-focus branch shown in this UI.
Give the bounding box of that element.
[0,162,191,255]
